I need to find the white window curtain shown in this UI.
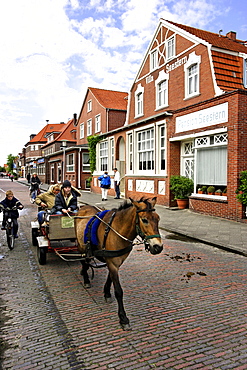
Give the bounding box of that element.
[197,147,227,185]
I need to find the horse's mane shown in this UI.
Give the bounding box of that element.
[111,197,154,212]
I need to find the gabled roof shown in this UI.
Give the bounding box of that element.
[41,119,76,149]
[89,87,128,110]
[28,123,66,144]
[167,20,247,54]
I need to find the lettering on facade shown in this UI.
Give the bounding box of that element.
[166,56,187,73]
[176,102,228,133]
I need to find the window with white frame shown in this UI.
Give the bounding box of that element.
[244,58,247,88]
[137,128,154,171]
[128,133,133,171]
[82,153,90,172]
[87,119,92,136]
[195,133,228,186]
[95,114,101,133]
[87,100,92,112]
[184,52,201,99]
[155,70,169,109]
[110,138,114,170]
[159,124,166,172]
[181,141,194,180]
[135,84,144,118]
[80,123,84,139]
[66,153,74,172]
[150,49,158,71]
[99,141,108,171]
[167,36,175,60]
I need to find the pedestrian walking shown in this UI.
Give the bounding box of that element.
[113,167,121,199]
[30,173,41,203]
[98,171,111,201]
[10,174,14,182]
[26,173,31,183]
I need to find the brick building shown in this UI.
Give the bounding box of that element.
[91,19,247,221]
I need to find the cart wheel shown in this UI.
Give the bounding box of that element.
[32,228,39,246]
[38,247,47,265]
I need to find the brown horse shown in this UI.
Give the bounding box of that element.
[74,197,163,330]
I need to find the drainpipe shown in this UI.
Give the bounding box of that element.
[78,147,81,189]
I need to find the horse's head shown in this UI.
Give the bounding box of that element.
[130,197,163,255]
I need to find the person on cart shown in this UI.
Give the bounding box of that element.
[51,180,80,215]
[30,173,41,203]
[0,190,24,238]
[35,184,61,225]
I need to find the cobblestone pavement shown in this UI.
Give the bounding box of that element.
[0,180,247,370]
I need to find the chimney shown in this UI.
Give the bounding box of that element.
[30,134,36,141]
[73,113,77,126]
[226,31,236,41]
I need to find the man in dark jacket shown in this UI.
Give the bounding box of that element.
[30,173,41,203]
[51,180,80,215]
[0,190,24,238]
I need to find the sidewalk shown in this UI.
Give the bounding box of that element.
[19,179,247,257]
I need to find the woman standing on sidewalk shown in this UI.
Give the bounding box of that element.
[98,171,111,201]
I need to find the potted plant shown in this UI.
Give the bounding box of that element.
[215,189,222,196]
[201,186,207,194]
[223,187,227,196]
[207,186,215,195]
[197,187,203,194]
[170,175,194,209]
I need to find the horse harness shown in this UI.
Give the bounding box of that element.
[81,204,161,260]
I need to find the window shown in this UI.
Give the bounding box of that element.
[51,165,54,182]
[57,164,62,182]
[167,36,175,60]
[87,100,92,112]
[95,114,101,133]
[150,49,158,71]
[181,141,194,180]
[155,70,169,109]
[159,124,166,171]
[66,153,74,172]
[80,123,84,139]
[82,153,90,172]
[195,133,228,187]
[87,119,92,136]
[188,64,198,95]
[110,138,114,170]
[137,128,154,171]
[128,133,133,171]
[99,141,108,171]
[184,52,201,99]
[244,58,247,88]
[135,84,144,118]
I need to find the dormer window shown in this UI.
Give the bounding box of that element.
[244,58,247,88]
[150,49,158,71]
[184,52,201,99]
[166,36,175,60]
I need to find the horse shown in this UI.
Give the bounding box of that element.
[74,197,163,330]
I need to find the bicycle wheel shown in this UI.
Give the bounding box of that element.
[6,226,15,250]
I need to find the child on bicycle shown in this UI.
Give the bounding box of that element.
[0,190,24,238]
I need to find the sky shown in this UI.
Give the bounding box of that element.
[0,0,246,167]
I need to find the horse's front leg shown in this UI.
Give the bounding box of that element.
[108,265,131,331]
[104,273,112,302]
[80,260,91,288]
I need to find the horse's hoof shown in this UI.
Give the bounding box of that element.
[121,323,132,331]
[83,283,91,289]
[105,296,112,303]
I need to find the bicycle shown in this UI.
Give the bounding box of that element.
[1,206,23,250]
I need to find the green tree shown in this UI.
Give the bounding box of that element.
[6,154,16,174]
[236,170,247,205]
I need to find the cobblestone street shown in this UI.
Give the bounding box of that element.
[0,180,247,369]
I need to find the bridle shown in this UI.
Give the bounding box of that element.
[135,208,161,252]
